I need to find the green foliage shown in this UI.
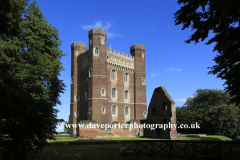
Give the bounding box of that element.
[174,0,240,106]
[176,89,240,138]
[0,0,66,159]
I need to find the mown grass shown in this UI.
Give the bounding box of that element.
[48,135,232,143]
[34,144,188,160]
[32,135,235,160]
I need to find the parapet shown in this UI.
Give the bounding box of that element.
[88,27,107,37]
[71,41,87,50]
[130,44,145,51]
[107,48,134,61]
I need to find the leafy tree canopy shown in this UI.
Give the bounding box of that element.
[0,0,66,159]
[178,89,240,138]
[174,0,240,105]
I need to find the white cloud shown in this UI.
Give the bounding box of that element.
[150,73,160,77]
[108,32,122,38]
[164,68,182,72]
[176,95,194,103]
[176,98,186,102]
[82,21,111,30]
[81,21,121,38]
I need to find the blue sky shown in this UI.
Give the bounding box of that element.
[35,0,226,132]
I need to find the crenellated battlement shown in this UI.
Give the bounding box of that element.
[107,48,134,60]
[130,43,145,51]
[88,27,107,37]
[71,41,87,50]
[107,48,134,70]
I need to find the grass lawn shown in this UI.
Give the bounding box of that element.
[177,135,232,141]
[48,135,232,143]
[34,144,188,160]
[32,135,234,160]
[54,136,75,139]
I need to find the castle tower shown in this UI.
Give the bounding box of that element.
[130,44,147,119]
[88,28,108,124]
[69,41,87,136]
[69,28,148,136]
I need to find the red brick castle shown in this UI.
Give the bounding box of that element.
[69,28,148,136]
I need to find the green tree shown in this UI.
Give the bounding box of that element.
[174,0,240,105]
[183,89,240,138]
[0,0,66,159]
[64,121,70,133]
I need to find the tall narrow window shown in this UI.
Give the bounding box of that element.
[124,90,128,99]
[95,47,99,54]
[111,70,115,80]
[71,77,74,84]
[102,108,105,114]
[112,88,116,98]
[101,89,104,95]
[142,77,145,84]
[124,73,128,82]
[89,68,92,77]
[112,105,116,115]
[125,106,129,116]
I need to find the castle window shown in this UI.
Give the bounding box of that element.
[142,53,144,58]
[124,73,128,82]
[71,77,74,84]
[143,111,147,117]
[95,47,99,55]
[107,55,109,59]
[112,88,116,98]
[101,89,104,95]
[75,94,80,101]
[102,107,106,114]
[88,107,92,114]
[125,106,129,116]
[111,70,115,80]
[85,89,88,101]
[89,68,92,77]
[142,77,145,85]
[124,90,128,99]
[163,103,167,110]
[112,105,116,115]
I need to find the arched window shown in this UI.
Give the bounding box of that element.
[107,55,109,59]
[142,77,145,84]
[124,73,128,82]
[125,106,129,116]
[112,88,116,98]
[124,90,128,99]
[71,77,74,84]
[112,105,116,115]
[95,47,99,54]
[111,70,115,80]
[101,89,105,95]
[102,107,106,114]
[89,68,92,77]
[85,89,88,100]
